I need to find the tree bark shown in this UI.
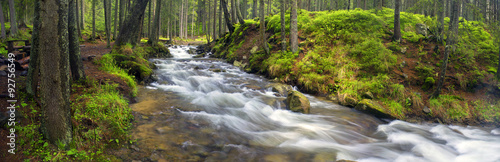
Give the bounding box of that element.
[81,0,85,30]
[27,0,41,96]
[392,0,401,42]
[437,0,445,43]
[260,0,270,54]
[115,0,151,47]
[105,0,111,47]
[76,0,82,37]
[290,0,298,53]
[39,0,72,145]
[232,0,237,23]
[253,0,258,18]
[92,0,96,40]
[280,0,286,51]
[0,3,6,39]
[148,0,161,45]
[432,0,460,98]
[222,0,235,34]
[214,0,218,40]
[236,0,246,24]
[220,0,224,36]
[120,0,126,28]
[114,0,119,40]
[69,0,86,81]
[8,0,17,36]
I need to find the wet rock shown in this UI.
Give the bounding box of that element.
[337,160,356,162]
[313,152,337,162]
[266,83,293,97]
[415,23,428,37]
[209,68,226,73]
[149,153,161,161]
[327,94,339,104]
[264,154,289,162]
[286,90,311,114]
[157,159,168,162]
[130,145,140,152]
[205,151,228,162]
[244,84,262,90]
[141,115,149,120]
[184,143,209,157]
[355,99,392,119]
[342,96,358,107]
[233,60,247,68]
[155,126,173,134]
[192,53,205,58]
[423,106,431,114]
[188,48,197,54]
[194,66,201,70]
[250,46,259,54]
[131,160,141,162]
[362,91,374,99]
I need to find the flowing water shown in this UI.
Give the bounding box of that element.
[129,45,500,162]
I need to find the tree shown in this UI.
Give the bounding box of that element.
[290,0,298,53]
[27,0,41,96]
[280,0,286,51]
[81,0,85,30]
[214,0,218,40]
[148,0,161,45]
[253,0,258,18]
[92,0,96,40]
[115,0,151,47]
[105,0,112,48]
[69,0,86,81]
[392,0,401,42]
[236,0,246,24]
[0,3,6,39]
[260,0,269,54]
[497,42,500,80]
[8,0,17,36]
[114,0,119,40]
[432,0,460,98]
[222,0,235,33]
[39,0,72,145]
[436,0,445,43]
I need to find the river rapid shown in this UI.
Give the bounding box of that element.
[128,45,500,162]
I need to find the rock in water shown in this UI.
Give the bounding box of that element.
[355,99,392,119]
[266,83,293,97]
[286,90,311,114]
[415,23,428,37]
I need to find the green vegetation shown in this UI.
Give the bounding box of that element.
[212,8,500,125]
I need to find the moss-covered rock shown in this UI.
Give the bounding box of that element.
[118,61,153,82]
[355,99,393,119]
[266,83,293,97]
[286,90,311,114]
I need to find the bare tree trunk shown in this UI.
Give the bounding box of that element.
[181,0,185,39]
[113,0,118,40]
[432,0,460,98]
[148,0,152,36]
[148,0,161,45]
[232,0,237,23]
[27,0,41,96]
[220,0,224,36]
[105,0,111,47]
[115,0,151,47]
[92,0,96,40]
[8,0,17,36]
[236,0,246,24]
[81,0,85,30]
[280,0,286,51]
[222,0,235,33]
[0,3,6,39]
[393,0,401,42]
[207,0,211,42]
[290,0,298,53]
[214,0,218,40]
[39,0,72,146]
[437,0,445,43]
[76,0,82,37]
[192,6,195,38]
[253,0,258,18]
[260,0,270,54]
[69,0,86,81]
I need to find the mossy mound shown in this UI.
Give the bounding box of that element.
[286,90,311,114]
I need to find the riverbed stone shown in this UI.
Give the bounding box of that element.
[264,154,290,162]
[266,83,293,97]
[327,94,339,104]
[286,90,311,114]
[342,96,358,107]
[362,91,374,99]
[313,152,337,162]
[423,106,431,114]
[355,99,392,119]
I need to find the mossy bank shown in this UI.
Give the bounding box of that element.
[210,8,500,126]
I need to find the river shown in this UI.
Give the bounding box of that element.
[128,45,500,162]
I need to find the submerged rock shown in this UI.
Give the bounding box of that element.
[355,99,392,119]
[286,90,311,114]
[266,83,293,97]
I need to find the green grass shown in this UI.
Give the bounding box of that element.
[97,54,138,97]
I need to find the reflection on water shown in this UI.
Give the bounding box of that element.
[129,45,500,162]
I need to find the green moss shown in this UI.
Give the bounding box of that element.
[422,77,435,90]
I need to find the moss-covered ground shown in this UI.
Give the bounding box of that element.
[211,8,500,126]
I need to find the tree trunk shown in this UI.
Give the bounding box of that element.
[0,3,6,39]
[260,0,270,55]
[105,0,111,48]
[81,0,85,30]
[27,0,41,96]
[253,0,258,18]
[181,0,185,39]
[192,6,195,38]
[220,0,224,36]
[8,0,17,36]
[222,0,235,33]
[236,0,246,24]
[39,0,72,145]
[148,0,151,37]
[432,0,460,98]
[280,0,286,51]
[76,0,82,37]
[290,0,298,53]
[69,0,86,81]
[148,0,161,45]
[393,0,401,42]
[114,0,119,40]
[115,0,150,47]
[497,41,500,80]
[92,0,96,40]
[120,0,126,28]
[437,0,445,43]
[214,0,218,40]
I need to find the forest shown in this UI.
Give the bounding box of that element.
[0,0,500,161]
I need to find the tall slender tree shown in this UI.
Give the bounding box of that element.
[222,0,235,33]
[69,0,86,81]
[114,0,119,40]
[76,0,81,37]
[81,0,85,30]
[280,0,286,51]
[214,0,218,40]
[220,0,224,36]
[39,0,72,145]
[432,0,460,98]
[236,0,246,24]
[8,0,17,36]
[105,0,112,47]
[92,0,96,40]
[253,0,258,18]
[0,3,6,39]
[148,0,161,45]
[27,0,41,96]
[290,0,298,53]
[393,0,401,42]
[260,0,269,54]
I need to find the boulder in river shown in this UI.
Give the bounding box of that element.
[266,83,293,97]
[286,90,311,114]
[355,99,392,119]
[340,95,358,107]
